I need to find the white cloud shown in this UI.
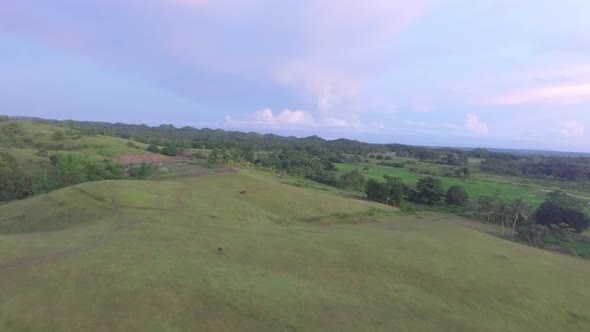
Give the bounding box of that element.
[323,115,361,128]
[560,121,585,137]
[465,113,489,134]
[253,108,275,123]
[273,62,361,113]
[275,109,315,125]
[226,109,370,132]
[273,0,436,113]
[226,108,316,128]
[323,117,350,127]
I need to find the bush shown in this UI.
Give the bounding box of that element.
[191,151,207,159]
[128,163,160,179]
[518,224,550,248]
[146,144,160,153]
[339,170,367,191]
[35,148,49,157]
[534,191,590,233]
[98,149,113,157]
[52,131,66,141]
[161,144,178,156]
[365,179,389,204]
[446,185,469,207]
[415,177,445,205]
[126,141,140,149]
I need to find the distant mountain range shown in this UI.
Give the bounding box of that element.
[9,115,590,158]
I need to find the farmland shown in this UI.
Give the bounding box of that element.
[335,162,590,207]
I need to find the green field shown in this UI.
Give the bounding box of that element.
[336,162,590,207]
[2,170,590,331]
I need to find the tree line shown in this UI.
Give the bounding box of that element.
[480,154,590,181]
[9,117,590,182]
[363,174,590,252]
[0,152,159,203]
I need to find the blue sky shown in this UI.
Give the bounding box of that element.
[1,0,589,151]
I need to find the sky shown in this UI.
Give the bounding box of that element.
[1,0,589,152]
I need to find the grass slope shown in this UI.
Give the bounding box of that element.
[0,121,152,173]
[1,172,590,331]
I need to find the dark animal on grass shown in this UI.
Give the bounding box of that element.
[217,247,224,255]
[240,190,247,194]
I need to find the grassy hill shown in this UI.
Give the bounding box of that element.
[0,120,152,173]
[1,170,590,331]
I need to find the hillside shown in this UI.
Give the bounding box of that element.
[1,171,590,331]
[0,120,154,173]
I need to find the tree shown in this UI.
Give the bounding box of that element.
[494,202,511,235]
[161,144,178,156]
[384,176,405,206]
[445,185,469,207]
[509,198,532,236]
[477,195,500,223]
[52,153,87,186]
[415,177,445,205]
[362,166,370,173]
[534,191,590,233]
[365,179,388,203]
[339,170,367,191]
[518,224,550,247]
[0,152,30,201]
[146,144,160,153]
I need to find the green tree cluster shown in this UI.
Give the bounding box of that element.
[0,152,30,201]
[534,191,590,233]
[446,186,469,207]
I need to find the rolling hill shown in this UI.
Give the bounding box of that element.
[0,120,154,173]
[1,170,590,331]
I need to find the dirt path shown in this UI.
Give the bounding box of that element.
[0,168,235,273]
[0,181,139,273]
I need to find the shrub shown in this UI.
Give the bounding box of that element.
[52,131,66,141]
[339,170,367,191]
[534,191,590,233]
[146,144,160,153]
[161,145,178,156]
[415,177,445,205]
[35,148,49,157]
[365,179,389,204]
[446,185,469,207]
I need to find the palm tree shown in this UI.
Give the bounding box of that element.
[509,198,532,236]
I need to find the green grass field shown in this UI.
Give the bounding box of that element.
[2,170,590,331]
[336,162,590,207]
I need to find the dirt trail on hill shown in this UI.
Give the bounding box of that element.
[0,168,235,273]
[0,181,140,273]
